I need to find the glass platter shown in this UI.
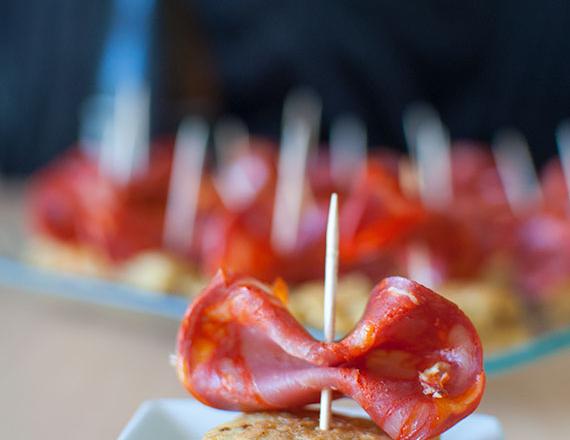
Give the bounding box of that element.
[1,255,569,376]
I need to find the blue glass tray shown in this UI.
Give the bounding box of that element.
[1,256,568,376]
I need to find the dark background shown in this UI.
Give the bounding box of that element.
[2,0,570,175]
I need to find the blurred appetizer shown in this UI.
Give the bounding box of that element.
[510,158,570,328]
[513,212,570,329]
[28,128,570,353]
[27,141,215,295]
[288,144,529,351]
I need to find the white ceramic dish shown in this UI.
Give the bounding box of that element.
[119,398,503,440]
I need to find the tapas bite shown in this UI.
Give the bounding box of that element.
[175,271,485,440]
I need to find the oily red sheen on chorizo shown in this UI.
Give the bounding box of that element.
[177,271,484,440]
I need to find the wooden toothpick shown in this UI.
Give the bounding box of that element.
[407,244,436,289]
[556,120,570,208]
[212,116,255,211]
[403,103,453,210]
[100,84,150,184]
[79,94,113,160]
[319,193,339,431]
[399,163,435,288]
[163,116,209,254]
[271,88,321,253]
[213,115,250,168]
[493,129,541,217]
[330,114,367,187]
[402,104,448,287]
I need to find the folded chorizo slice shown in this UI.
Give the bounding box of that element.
[177,271,484,440]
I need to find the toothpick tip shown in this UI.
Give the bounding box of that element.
[330,192,338,207]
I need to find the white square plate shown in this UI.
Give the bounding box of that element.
[119,398,503,440]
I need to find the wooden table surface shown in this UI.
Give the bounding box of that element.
[1,285,569,439]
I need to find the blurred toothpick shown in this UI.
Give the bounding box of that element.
[403,102,453,210]
[271,88,322,253]
[163,117,209,254]
[330,114,367,187]
[493,128,541,217]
